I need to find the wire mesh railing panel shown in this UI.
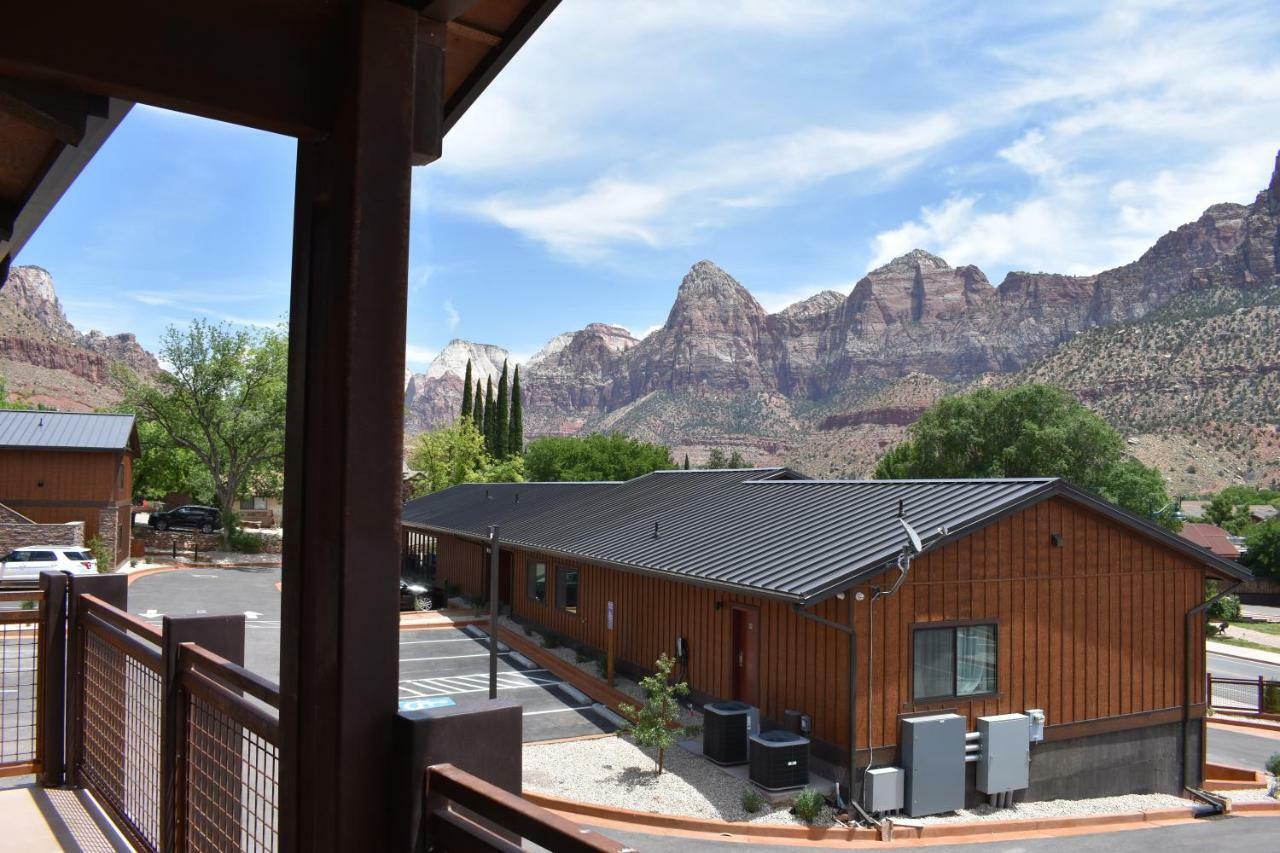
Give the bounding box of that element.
[0,613,39,768]
[80,626,162,851]
[184,691,279,852]
[1207,676,1269,713]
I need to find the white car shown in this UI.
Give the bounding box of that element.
[0,546,98,582]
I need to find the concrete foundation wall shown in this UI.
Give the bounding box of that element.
[1023,719,1197,802]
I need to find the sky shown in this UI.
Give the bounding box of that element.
[18,0,1280,371]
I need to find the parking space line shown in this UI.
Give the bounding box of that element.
[399,651,515,662]
[399,638,482,646]
[521,706,594,717]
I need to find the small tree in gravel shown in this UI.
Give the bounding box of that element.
[618,653,690,775]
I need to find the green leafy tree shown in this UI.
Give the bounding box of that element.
[1097,458,1179,531]
[508,366,523,456]
[472,378,484,425]
[727,450,747,469]
[483,377,495,454]
[705,449,727,468]
[1242,518,1280,580]
[524,433,674,482]
[460,360,473,422]
[119,319,286,536]
[618,653,691,775]
[408,419,489,494]
[494,360,510,458]
[131,419,214,503]
[874,384,1172,522]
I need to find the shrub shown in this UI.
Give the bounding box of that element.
[618,653,691,775]
[541,632,560,649]
[595,655,608,678]
[575,651,591,664]
[225,528,263,554]
[1266,752,1280,777]
[1205,582,1242,622]
[741,788,763,814]
[1264,686,1280,715]
[792,787,824,823]
[87,536,113,573]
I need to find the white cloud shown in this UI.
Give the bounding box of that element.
[471,115,960,260]
[443,299,460,332]
[405,343,438,369]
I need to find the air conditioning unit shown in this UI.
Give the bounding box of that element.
[748,730,809,791]
[702,701,751,765]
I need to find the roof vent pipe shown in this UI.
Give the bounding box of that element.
[653,521,659,539]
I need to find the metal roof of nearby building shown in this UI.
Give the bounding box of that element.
[402,481,620,535]
[0,410,138,453]
[1179,522,1241,559]
[404,471,1251,603]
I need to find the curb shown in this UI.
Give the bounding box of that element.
[525,791,1204,846]
[1206,643,1280,666]
[497,626,637,715]
[123,566,185,585]
[1208,718,1280,738]
[1231,799,1280,814]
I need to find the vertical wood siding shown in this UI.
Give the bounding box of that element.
[431,496,1210,752]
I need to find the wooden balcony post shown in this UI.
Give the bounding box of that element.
[279,2,443,851]
[160,614,245,853]
[37,570,69,786]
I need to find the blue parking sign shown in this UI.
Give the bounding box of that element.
[398,697,456,712]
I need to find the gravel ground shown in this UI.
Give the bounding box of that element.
[1214,786,1279,804]
[523,737,834,827]
[906,792,1191,825]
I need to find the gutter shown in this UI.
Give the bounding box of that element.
[1182,579,1243,790]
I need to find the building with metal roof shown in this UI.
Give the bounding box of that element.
[405,469,1248,804]
[0,409,138,565]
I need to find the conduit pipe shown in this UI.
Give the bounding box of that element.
[1181,579,1242,790]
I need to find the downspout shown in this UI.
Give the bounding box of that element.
[790,599,858,806]
[1181,578,1242,791]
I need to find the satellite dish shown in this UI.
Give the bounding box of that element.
[899,517,923,554]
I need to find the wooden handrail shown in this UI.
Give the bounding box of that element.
[178,666,279,744]
[177,642,281,708]
[80,593,163,643]
[0,589,43,603]
[425,763,626,852]
[82,610,164,672]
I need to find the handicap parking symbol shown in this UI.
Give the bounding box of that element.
[398,697,456,712]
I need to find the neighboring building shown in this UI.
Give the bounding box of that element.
[0,410,138,566]
[1179,522,1242,560]
[404,469,1249,803]
[1178,500,1206,520]
[1248,504,1278,522]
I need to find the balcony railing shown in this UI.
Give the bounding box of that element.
[1208,673,1279,715]
[0,572,623,852]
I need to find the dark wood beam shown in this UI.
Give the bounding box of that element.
[0,2,344,139]
[444,0,562,132]
[0,78,99,146]
[280,1,427,850]
[404,0,479,19]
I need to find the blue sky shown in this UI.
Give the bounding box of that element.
[19,0,1280,370]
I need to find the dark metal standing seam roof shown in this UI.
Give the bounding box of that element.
[401,481,619,538]
[403,471,1251,604]
[0,410,137,452]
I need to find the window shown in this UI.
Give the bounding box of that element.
[26,551,57,563]
[555,566,579,612]
[527,562,546,603]
[913,623,996,701]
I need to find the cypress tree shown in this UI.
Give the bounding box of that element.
[683,454,690,470]
[483,376,496,454]
[472,378,483,425]
[508,366,523,456]
[460,359,473,422]
[494,360,510,458]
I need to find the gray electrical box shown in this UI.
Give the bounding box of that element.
[976,714,1030,794]
[863,767,905,813]
[900,713,965,816]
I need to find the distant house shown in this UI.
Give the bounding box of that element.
[1178,500,1206,520]
[404,470,1248,803]
[0,410,138,566]
[1179,522,1241,560]
[1248,504,1278,523]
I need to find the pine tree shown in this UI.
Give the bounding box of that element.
[460,359,473,422]
[508,366,523,457]
[483,377,496,454]
[472,379,483,425]
[494,360,510,458]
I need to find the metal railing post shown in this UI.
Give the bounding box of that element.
[64,574,128,786]
[1260,676,1266,715]
[37,570,69,786]
[160,614,245,853]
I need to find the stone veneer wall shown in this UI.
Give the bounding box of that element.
[0,520,84,556]
[135,528,283,555]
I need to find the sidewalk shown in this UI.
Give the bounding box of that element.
[1207,640,1280,667]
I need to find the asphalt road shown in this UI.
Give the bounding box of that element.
[1207,651,1280,681]
[1207,725,1280,772]
[590,816,1280,852]
[398,626,617,742]
[127,568,616,742]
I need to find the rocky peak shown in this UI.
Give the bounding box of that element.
[424,339,509,381]
[848,249,993,328]
[665,261,765,331]
[869,249,952,275]
[2,265,77,339]
[775,290,845,320]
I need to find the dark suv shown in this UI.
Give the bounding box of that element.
[148,505,222,533]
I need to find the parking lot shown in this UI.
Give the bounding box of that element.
[127,567,615,743]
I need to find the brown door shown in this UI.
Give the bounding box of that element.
[731,605,759,706]
[498,550,513,605]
